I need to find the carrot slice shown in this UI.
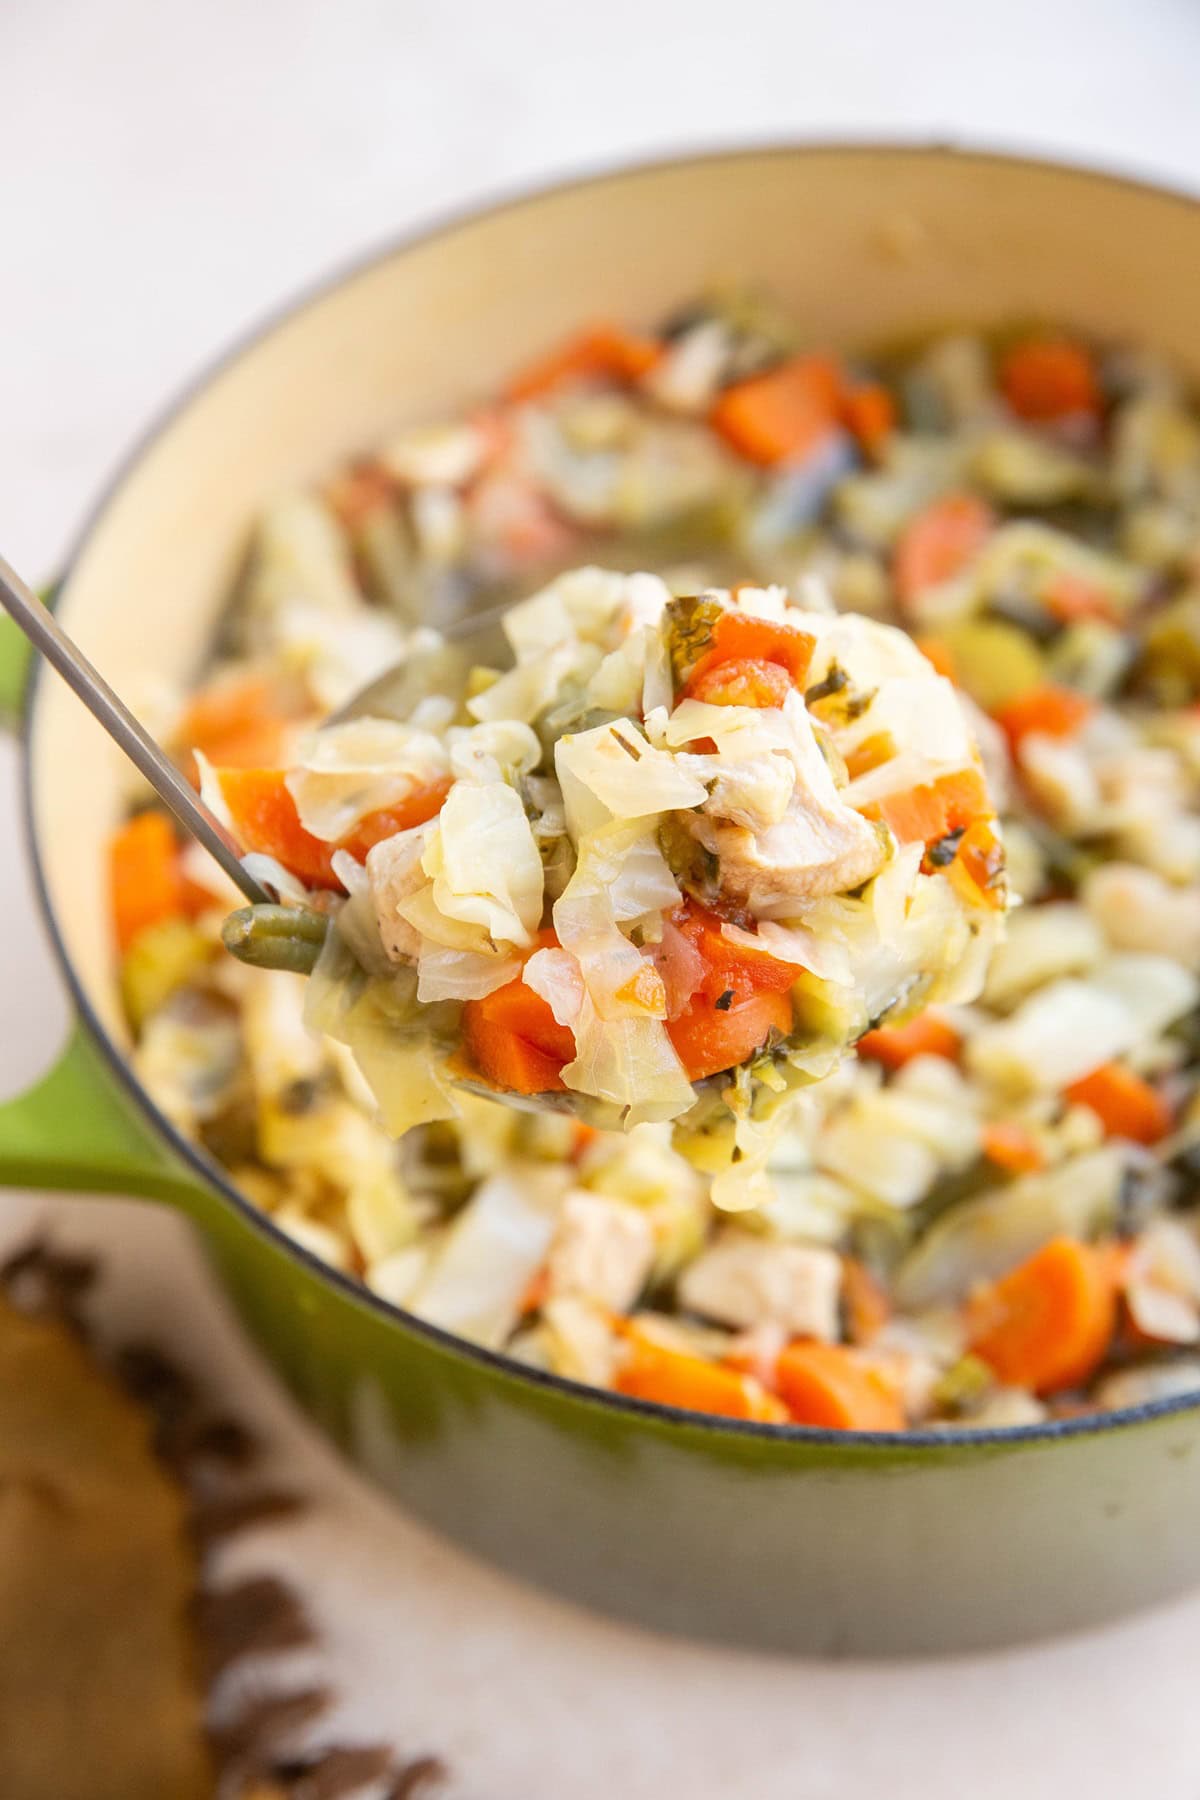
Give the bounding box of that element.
[948,818,1007,911]
[215,768,450,890]
[711,353,843,466]
[893,493,994,608]
[682,611,816,697]
[461,959,576,1096]
[616,1333,787,1423]
[687,657,793,709]
[981,1120,1046,1175]
[1064,1063,1173,1146]
[178,672,305,772]
[992,682,1094,753]
[966,1236,1119,1394]
[1043,572,1119,627]
[914,635,958,682]
[666,987,793,1083]
[858,1012,960,1070]
[841,382,895,456]
[670,898,807,998]
[870,766,991,848]
[1000,335,1101,423]
[504,324,663,404]
[775,1342,905,1431]
[110,812,185,954]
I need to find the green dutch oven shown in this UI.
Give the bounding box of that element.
[4,144,1200,1656]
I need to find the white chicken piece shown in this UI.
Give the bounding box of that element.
[677,1230,842,1339]
[1083,863,1200,969]
[544,1190,655,1311]
[675,691,887,909]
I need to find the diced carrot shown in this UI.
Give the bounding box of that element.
[667,987,793,1083]
[966,1236,1119,1394]
[1064,1063,1173,1146]
[711,353,844,466]
[616,1332,788,1423]
[504,324,663,404]
[841,381,896,457]
[992,683,1095,753]
[687,657,793,709]
[870,766,991,848]
[858,1012,960,1070]
[110,812,185,954]
[841,1259,891,1346]
[215,768,450,890]
[892,493,994,608]
[981,1120,1046,1175]
[670,898,807,998]
[178,672,306,772]
[948,817,1007,912]
[844,730,898,781]
[1000,335,1101,423]
[180,873,221,919]
[914,635,958,683]
[339,779,452,862]
[461,959,576,1096]
[775,1341,906,1431]
[682,611,816,697]
[1043,572,1119,627]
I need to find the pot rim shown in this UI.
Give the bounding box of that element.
[28,134,1200,1452]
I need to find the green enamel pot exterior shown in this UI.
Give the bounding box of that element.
[7,144,1200,1654]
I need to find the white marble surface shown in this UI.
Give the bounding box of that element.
[5,2,1200,1793]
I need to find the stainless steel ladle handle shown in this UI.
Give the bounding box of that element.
[0,552,272,906]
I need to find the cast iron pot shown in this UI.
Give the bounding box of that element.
[4,144,1200,1656]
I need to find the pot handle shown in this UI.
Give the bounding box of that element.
[0,1024,210,1205]
[0,610,33,728]
[0,596,210,1204]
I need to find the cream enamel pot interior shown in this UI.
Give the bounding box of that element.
[5,145,1200,1655]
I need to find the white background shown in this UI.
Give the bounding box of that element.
[4,4,1200,1794]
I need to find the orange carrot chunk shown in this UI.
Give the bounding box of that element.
[966,1236,1118,1395]
[682,611,816,697]
[686,657,793,709]
[948,817,1007,912]
[775,1341,905,1431]
[893,493,994,608]
[993,683,1094,753]
[981,1120,1047,1175]
[1043,572,1119,627]
[1065,1063,1173,1146]
[914,635,959,682]
[841,382,896,457]
[504,324,662,404]
[461,961,576,1096]
[858,1012,960,1070]
[110,812,185,954]
[178,672,305,772]
[215,768,450,891]
[1000,335,1101,423]
[711,353,843,466]
[616,1333,787,1423]
[871,766,991,848]
[667,987,793,1083]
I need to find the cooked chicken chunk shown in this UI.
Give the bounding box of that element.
[678,1231,842,1338]
[544,1190,656,1311]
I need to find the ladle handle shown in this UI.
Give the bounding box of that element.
[0,553,270,906]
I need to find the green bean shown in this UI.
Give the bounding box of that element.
[221,904,328,974]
